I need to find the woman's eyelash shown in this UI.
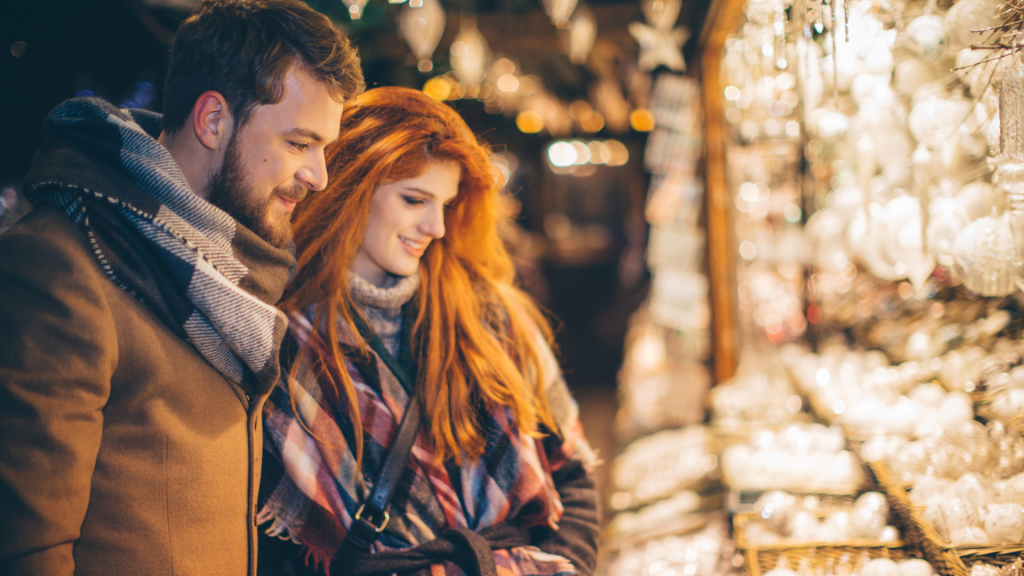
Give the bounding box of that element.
[290,142,309,151]
[402,196,425,205]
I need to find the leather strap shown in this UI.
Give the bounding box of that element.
[341,522,531,576]
[333,313,422,576]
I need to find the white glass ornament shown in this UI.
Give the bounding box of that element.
[958,182,994,220]
[904,15,948,62]
[879,525,901,542]
[861,559,901,576]
[560,5,596,64]
[909,97,960,149]
[953,473,993,508]
[450,22,489,83]
[816,110,850,142]
[754,490,797,532]
[398,0,446,69]
[925,494,980,542]
[859,212,903,280]
[928,198,970,266]
[881,195,935,295]
[898,559,934,576]
[540,0,578,27]
[788,510,821,541]
[944,0,1002,50]
[894,57,938,97]
[951,526,991,545]
[982,502,1024,543]
[864,44,895,77]
[951,212,1018,297]
[821,510,851,540]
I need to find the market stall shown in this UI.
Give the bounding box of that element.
[607,0,1024,575]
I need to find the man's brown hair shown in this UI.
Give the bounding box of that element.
[162,0,364,134]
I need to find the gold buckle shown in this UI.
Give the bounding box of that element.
[354,504,390,532]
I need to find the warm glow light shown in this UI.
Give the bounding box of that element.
[422,76,453,100]
[493,58,517,76]
[516,110,545,133]
[630,109,655,132]
[569,100,592,119]
[588,141,611,164]
[547,140,627,172]
[548,142,578,167]
[570,141,591,164]
[605,140,629,166]
[496,74,520,92]
[724,86,741,100]
[478,82,494,101]
[518,75,539,96]
[417,59,433,73]
[349,4,361,18]
[579,110,605,133]
[450,41,468,56]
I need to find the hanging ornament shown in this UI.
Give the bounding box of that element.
[559,4,597,65]
[944,0,1002,51]
[640,0,682,30]
[398,0,446,73]
[450,20,489,84]
[927,198,970,267]
[952,212,1018,297]
[629,0,690,72]
[540,0,579,28]
[902,14,948,62]
[341,0,369,20]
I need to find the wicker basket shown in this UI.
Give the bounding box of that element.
[742,545,924,576]
[865,460,1024,576]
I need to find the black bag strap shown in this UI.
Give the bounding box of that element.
[333,313,422,575]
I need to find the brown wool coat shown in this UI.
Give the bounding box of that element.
[0,206,265,576]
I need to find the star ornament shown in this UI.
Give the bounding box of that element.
[629,22,690,72]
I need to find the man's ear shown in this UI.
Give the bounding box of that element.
[192,91,232,151]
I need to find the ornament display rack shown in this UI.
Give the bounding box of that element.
[605,0,1024,575]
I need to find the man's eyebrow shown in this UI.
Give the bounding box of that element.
[283,127,325,143]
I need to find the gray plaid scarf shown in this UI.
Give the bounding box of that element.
[22,97,294,394]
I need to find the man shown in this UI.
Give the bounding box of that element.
[0,1,363,574]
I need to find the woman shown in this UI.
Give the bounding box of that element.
[257,87,599,576]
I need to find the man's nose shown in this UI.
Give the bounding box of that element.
[298,150,329,191]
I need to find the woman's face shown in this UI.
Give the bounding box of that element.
[351,161,461,286]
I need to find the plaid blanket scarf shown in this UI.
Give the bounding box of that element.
[260,308,594,576]
[21,97,294,393]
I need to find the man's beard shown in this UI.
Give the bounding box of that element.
[205,134,306,249]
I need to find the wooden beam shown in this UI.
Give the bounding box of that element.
[700,0,746,384]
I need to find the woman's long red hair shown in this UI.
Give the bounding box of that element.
[281,87,558,465]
